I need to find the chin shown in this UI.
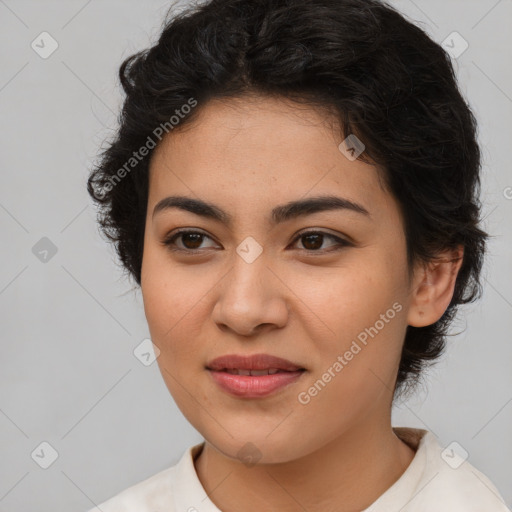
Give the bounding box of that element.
[198,419,318,465]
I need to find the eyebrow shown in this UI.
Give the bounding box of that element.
[152,194,371,226]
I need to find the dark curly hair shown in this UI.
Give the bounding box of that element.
[87,0,487,400]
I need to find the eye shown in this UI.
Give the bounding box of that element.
[162,229,351,254]
[289,230,351,253]
[162,229,218,252]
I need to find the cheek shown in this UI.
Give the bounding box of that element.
[290,254,406,341]
[295,301,407,430]
[141,248,203,353]
[290,252,409,398]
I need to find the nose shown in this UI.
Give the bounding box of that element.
[211,255,289,337]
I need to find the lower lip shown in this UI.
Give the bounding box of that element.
[208,370,305,398]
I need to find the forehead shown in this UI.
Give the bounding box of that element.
[148,95,393,221]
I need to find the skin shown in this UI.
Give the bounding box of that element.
[140,94,463,511]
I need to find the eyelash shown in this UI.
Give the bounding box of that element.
[161,229,352,254]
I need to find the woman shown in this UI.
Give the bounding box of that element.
[86,0,510,510]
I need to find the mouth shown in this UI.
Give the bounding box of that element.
[206,353,306,398]
[221,368,295,376]
[206,353,305,372]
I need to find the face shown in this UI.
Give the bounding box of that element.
[141,95,415,464]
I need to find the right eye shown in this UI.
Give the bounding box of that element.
[161,229,219,252]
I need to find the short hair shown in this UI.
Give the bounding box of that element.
[87,0,487,400]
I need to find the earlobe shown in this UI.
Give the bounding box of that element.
[407,246,464,327]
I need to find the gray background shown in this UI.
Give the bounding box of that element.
[0,0,511,510]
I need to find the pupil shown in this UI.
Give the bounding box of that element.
[303,234,322,250]
[183,233,203,249]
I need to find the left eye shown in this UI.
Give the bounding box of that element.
[292,230,350,252]
[162,230,350,253]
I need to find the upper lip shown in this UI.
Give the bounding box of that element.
[206,353,305,372]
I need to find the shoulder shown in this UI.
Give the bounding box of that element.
[421,438,509,511]
[86,443,205,512]
[398,428,510,511]
[86,465,178,512]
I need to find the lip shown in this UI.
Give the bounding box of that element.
[206,353,306,398]
[207,353,304,372]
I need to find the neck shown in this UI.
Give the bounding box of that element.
[194,421,416,512]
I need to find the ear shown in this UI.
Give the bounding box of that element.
[407,245,464,327]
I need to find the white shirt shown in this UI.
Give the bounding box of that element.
[87,427,510,511]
